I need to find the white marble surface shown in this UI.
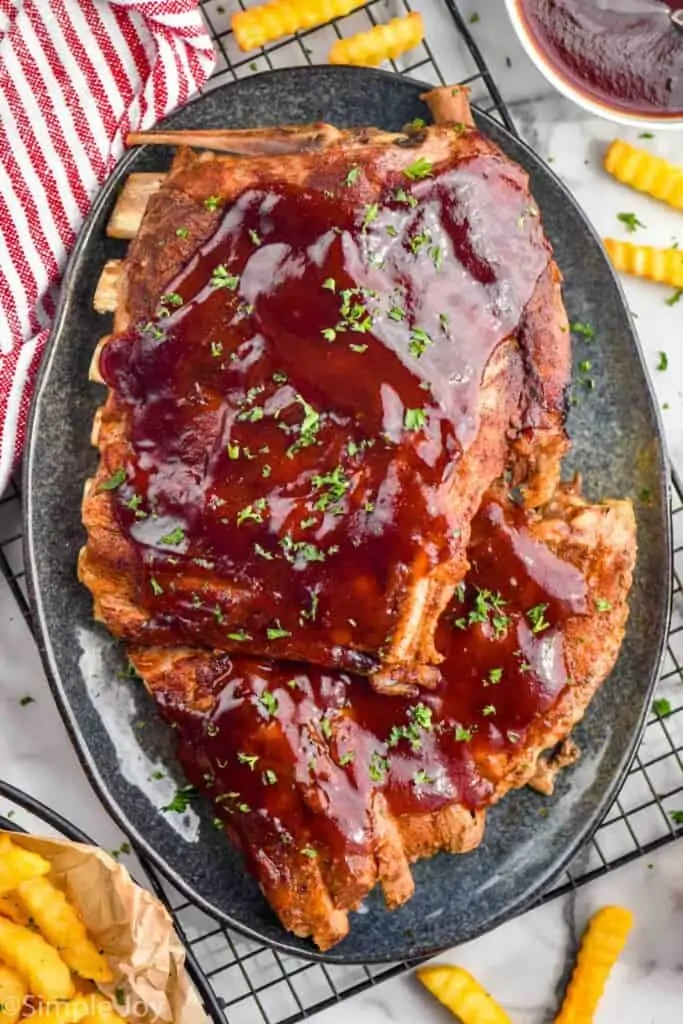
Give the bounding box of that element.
[2,2,683,1021]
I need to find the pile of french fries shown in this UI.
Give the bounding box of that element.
[0,836,124,1024]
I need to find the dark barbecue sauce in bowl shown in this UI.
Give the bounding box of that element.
[154,497,588,875]
[517,0,683,118]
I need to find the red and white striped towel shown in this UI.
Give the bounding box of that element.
[0,0,215,494]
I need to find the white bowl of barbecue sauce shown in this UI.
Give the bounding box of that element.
[504,0,683,129]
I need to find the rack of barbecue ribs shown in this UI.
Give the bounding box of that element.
[81,85,636,949]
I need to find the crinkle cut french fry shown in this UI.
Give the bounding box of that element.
[328,12,424,66]
[232,0,364,51]
[0,836,50,894]
[417,964,513,1024]
[17,876,113,984]
[603,238,683,289]
[0,894,31,926]
[0,962,27,1024]
[554,905,633,1024]
[604,139,683,211]
[0,916,73,1001]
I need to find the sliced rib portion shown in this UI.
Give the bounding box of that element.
[128,484,636,949]
[81,89,571,692]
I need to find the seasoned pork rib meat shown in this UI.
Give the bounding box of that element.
[80,87,570,692]
[128,484,636,950]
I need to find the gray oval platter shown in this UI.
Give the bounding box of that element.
[24,66,671,964]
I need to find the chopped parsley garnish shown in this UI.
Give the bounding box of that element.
[206,723,219,737]
[570,321,595,339]
[350,342,368,353]
[322,277,336,292]
[159,526,185,546]
[160,292,183,308]
[339,752,355,766]
[150,577,164,596]
[226,442,240,459]
[617,211,645,233]
[487,667,503,685]
[430,245,443,270]
[453,587,510,638]
[321,327,337,342]
[666,288,683,307]
[312,465,350,512]
[362,203,379,230]
[99,468,126,491]
[301,845,318,858]
[19,696,35,707]
[639,131,653,139]
[404,407,427,431]
[403,157,433,181]
[652,698,671,718]
[210,265,240,290]
[394,187,418,208]
[527,603,550,633]
[657,351,668,371]
[176,227,190,239]
[670,810,683,825]
[280,535,326,564]
[262,464,272,478]
[454,725,473,742]
[413,769,435,786]
[237,498,267,525]
[369,752,389,782]
[287,395,321,456]
[162,785,195,813]
[579,360,592,373]
[408,327,433,358]
[237,752,259,770]
[320,717,332,740]
[273,371,288,383]
[409,229,431,255]
[259,691,279,717]
[213,605,224,624]
[344,166,361,187]
[204,195,222,211]
[386,225,398,238]
[254,542,274,560]
[411,703,433,730]
[300,589,320,624]
[266,621,291,640]
[388,305,406,321]
[249,228,261,245]
[227,629,252,642]
[211,341,223,358]
[482,704,496,717]
[595,598,612,612]
[110,842,131,860]
[262,769,278,785]
[409,117,426,130]
[469,11,480,22]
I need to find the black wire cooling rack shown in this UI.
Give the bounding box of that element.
[2,2,683,1021]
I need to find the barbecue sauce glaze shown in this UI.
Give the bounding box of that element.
[100,148,550,669]
[518,0,683,117]
[154,497,588,871]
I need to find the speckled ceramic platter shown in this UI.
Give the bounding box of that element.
[24,66,671,963]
